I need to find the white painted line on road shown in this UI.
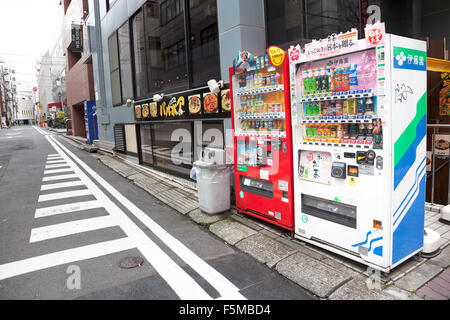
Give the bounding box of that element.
[0,238,135,281]
[48,154,60,157]
[30,216,117,243]
[32,126,49,135]
[49,135,246,300]
[40,180,85,191]
[42,173,79,182]
[46,160,66,164]
[35,200,103,218]
[44,163,71,169]
[43,168,75,175]
[38,189,93,202]
[47,136,216,300]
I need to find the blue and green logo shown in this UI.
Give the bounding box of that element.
[393,46,426,71]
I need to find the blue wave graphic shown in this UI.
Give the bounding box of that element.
[352,231,372,247]
[368,237,383,252]
[393,157,426,220]
[394,164,426,227]
[394,114,426,190]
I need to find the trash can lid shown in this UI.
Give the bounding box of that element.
[193,160,232,169]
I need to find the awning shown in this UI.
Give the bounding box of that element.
[47,102,63,109]
[427,57,450,73]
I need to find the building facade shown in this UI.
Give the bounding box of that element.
[0,64,17,127]
[15,93,35,124]
[61,0,96,138]
[90,0,449,180]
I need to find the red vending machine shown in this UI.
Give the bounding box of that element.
[229,48,295,231]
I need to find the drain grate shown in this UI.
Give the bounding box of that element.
[119,256,145,269]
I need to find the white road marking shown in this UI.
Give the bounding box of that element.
[43,168,75,175]
[40,180,85,191]
[30,216,117,243]
[2,128,245,300]
[38,189,93,202]
[44,163,70,169]
[45,136,214,300]
[35,200,104,218]
[46,160,66,164]
[0,238,136,281]
[48,135,246,300]
[42,173,78,182]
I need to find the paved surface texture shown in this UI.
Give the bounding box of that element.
[61,131,450,300]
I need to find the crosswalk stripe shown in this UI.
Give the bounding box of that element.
[46,160,66,164]
[30,216,117,243]
[43,168,75,175]
[44,163,71,169]
[40,180,85,191]
[47,154,60,157]
[35,200,103,218]
[42,173,78,182]
[0,237,135,281]
[38,189,93,202]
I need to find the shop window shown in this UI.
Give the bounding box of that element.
[189,0,220,87]
[201,120,224,149]
[265,0,360,48]
[140,124,153,165]
[118,21,134,104]
[151,121,193,177]
[132,10,148,99]
[108,32,122,106]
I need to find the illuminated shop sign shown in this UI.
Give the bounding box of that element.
[134,86,231,121]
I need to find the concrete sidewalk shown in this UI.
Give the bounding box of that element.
[60,132,450,300]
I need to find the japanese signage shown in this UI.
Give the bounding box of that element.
[71,24,83,52]
[440,72,450,116]
[304,29,359,60]
[393,46,426,71]
[267,46,285,67]
[365,22,385,47]
[134,86,230,122]
[298,150,332,185]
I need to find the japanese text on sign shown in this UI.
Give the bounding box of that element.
[304,29,359,60]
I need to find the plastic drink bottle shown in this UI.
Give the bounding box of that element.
[310,70,317,94]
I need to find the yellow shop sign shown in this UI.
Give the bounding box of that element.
[267,46,285,66]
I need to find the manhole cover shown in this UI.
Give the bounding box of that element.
[119,256,145,269]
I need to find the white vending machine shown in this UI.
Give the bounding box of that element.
[288,25,427,272]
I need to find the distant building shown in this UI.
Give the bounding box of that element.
[0,64,17,127]
[15,93,34,124]
[36,35,67,125]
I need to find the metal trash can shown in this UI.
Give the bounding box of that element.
[192,159,232,214]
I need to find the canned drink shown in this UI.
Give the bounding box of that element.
[269,120,273,130]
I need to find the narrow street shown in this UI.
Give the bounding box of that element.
[0,126,314,300]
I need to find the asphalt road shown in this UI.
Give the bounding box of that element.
[0,126,315,301]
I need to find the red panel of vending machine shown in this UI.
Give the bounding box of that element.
[229,51,294,231]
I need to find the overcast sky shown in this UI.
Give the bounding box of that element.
[0,0,63,92]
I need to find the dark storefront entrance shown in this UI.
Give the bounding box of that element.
[134,86,231,179]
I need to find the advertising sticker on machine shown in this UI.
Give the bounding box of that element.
[298,150,332,185]
[304,29,358,60]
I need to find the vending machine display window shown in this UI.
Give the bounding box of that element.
[230,50,295,231]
